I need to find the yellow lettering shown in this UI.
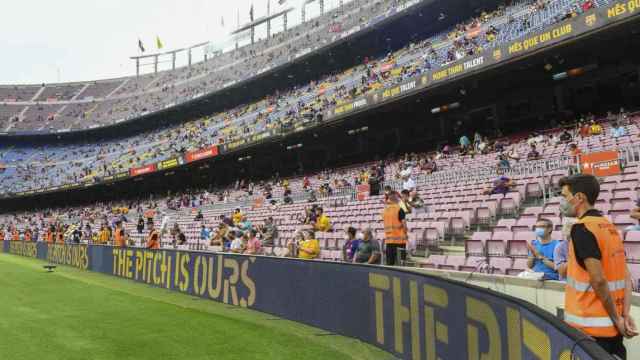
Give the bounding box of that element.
[522,318,551,360]
[369,273,390,345]
[126,250,133,278]
[506,308,522,360]
[424,284,448,360]
[207,256,223,299]
[393,277,410,354]
[179,253,190,292]
[223,258,239,305]
[239,258,256,307]
[194,256,207,296]
[466,297,501,360]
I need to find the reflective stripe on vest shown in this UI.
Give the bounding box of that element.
[564,313,614,328]
[566,276,626,292]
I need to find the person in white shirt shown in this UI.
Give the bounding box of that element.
[229,232,245,253]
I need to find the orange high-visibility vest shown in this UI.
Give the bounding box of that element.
[56,231,64,244]
[12,230,19,241]
[24,231,32,242]
[383,203,407,245]
[565,215,627,338]
[115,228,126,247]
[46,230,54,244]
[0,231,4,241]
[146,230,160,249]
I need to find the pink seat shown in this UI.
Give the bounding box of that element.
[489,257,513,274]
[508,258,529,275]
[487,231,512,256]
[513,217,536,231]
[629,263,640,291]
[423,254,446,269]
[494,218,516,231]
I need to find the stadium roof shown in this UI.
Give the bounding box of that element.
[231,7,295,35]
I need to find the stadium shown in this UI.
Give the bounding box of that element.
[1,0,640,358]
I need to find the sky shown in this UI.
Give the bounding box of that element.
[0,0,348,85]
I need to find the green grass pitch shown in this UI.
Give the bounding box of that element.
[0,253,391,360]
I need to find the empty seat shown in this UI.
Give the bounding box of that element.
[487,231,512,256]
[422,254,446,269]
[489,257,513,274]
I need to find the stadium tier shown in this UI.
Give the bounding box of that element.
[0,0,614,135]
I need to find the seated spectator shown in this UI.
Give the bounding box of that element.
[497,154,511,170]
[258,217,278,246]
[526,218,560,280]
[194,210,204,221]
[408,191,425,212]
[554,217,577,281]
[507,147,520,161]
[200,225,210,244]
[399,190,412,215]
[314,207,332,232]
[238,215,253,231]
[483,175,513,195]
[625,203,640,232]
[459,135,471,152]
[232,208,243,225]
[559,129,572,143]
[176,229,187,246]
[229,232,245,253]
[354,229,381,264]
[244,230,262,255]
[610,122,627,138]
[297,230,320,260]
[137,215,145,234]
[526,144,541,161]
[210,223,228,246]
[342,227,360,262]
[589,120,603,136]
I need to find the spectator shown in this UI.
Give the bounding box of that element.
[610,122,626,138]
[137,215,144,234]
[625,202,640,232]
[497,153,511,170]
[229,232,245,253]
[459,134,471,152]
[297,230,320,260]
[200,225,210,244]
[210,223,228,246]
[399,190,412,215]
[314,207,331,232]
[560,129,572,143]
[232,208,243,225]
[589,120,603,136]
[526,218,560,280]
[507,147,520,161]
[342,227,360,262]
[526,144,541,161]
[238,215,253,231]
[483,175,513,195]
[244,230,262,255]
[354,229,381,264]
[194,210,204,221]
[408,190,425,213]
[259,217,278,246]
[83,224,93,242]
[176,229,187,246]
[555,217,577,281]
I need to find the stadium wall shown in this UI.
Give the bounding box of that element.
[2,241,612,359]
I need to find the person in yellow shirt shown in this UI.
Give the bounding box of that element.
[589,120,603,136]
[298,230,320,260]
[98,224,111,245]
[232,208,243,225]
[314,207,332,232]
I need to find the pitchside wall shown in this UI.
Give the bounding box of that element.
[2,241,612,359]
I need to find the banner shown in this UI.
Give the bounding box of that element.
[157,157,184,171]
[130,164,157,177]
[580,150,621,176]
[1,243,610,360]
[185,146,219,163]
[324,1,640,123]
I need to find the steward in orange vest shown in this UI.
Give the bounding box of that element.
[46,227,54,244]
[12,229,19,241]
[114,221,127,247]
[560,174,637,359]
[24,229,32,242]
[146,223,160,250]
[382,192,408,266]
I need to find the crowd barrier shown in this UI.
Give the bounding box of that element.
[2,241,612,359]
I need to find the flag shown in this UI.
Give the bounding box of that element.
[220,16,225,27]
[138,39,145,53]
[278,0,286,4]
[249,4,254,21]
[156,36,163,49]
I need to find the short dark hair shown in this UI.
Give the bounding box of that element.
[347,227,357,237]
[401,189,410,196]
[558,174,600,205]
[536,218,553,228]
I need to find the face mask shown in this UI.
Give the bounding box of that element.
[534,227,546,238]
[560,198,577,217]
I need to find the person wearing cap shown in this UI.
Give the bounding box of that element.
[559,174,637,358]
[382,191,408,266]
